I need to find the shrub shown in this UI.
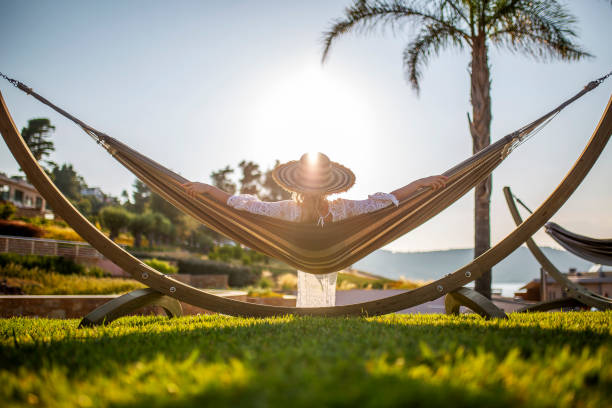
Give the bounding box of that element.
[100,206,131,241]
[208,244,267,265]
[247,288,283,298]
[241,255,252,265]
[143,258,177,274]
[208,245,237,262]
[277,273,297,290]
[0,201,16,220]
[42,224,84,241]
[256,277,273,289]
[0,263,143,294]
[177,258,258,287]
[84,266,109,278]
[0,220,43,237]
[0,253,85,275]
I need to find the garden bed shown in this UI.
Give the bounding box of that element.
[1,312,610,407]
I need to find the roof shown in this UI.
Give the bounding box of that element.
[0,174,40,194]
[521,271,612,289]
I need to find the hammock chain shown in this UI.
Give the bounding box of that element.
[0,72,18,88]
[0,72,32,94]
[512,193,534,215]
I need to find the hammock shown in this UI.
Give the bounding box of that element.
[1,75,610,316]
[0,73,608,274]
[507,190,612,266]
[545,223,612,266]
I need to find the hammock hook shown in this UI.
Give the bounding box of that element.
[0,72,32,95]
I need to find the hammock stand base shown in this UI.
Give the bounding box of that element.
[78,288,183,327]
[444,287,508,319]
[503,186,612,311]
[516,297,585,313]
[0,81,610,317]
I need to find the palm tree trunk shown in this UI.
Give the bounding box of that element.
[470,36,492,299]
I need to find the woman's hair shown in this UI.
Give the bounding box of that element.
[293,192,327,222]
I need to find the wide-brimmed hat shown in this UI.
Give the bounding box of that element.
[272,152,356,195]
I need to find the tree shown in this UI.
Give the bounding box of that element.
[128,213,154,248]
[210,165,237,195]
[131,179,151,213]
[261,160,291,201]
[50,163,86,201]
[147,212,172,248]
[238,160,262,196]
[21,118,55,168]
[100,206,131,241]
[151,192,181,224]
[75,198,93,219]
[322,0,589,298]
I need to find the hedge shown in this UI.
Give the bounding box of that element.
[0,220,43,237]
[0,253,89,276]
[177,258,259,287]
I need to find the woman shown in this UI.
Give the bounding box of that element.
[183,152,448,307]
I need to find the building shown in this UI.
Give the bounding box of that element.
[0,173,52,218]
[516,264,612,301]
[80,187,105,202]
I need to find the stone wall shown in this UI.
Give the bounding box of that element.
[0,291,249,319]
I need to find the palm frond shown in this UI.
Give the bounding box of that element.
[403,24,465,94]
[488,0,591,61]
[321,0,469,63]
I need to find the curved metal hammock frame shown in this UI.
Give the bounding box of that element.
[0,79,610,316]
[504,186,612,311]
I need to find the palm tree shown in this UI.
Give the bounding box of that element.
[322,0,590,298]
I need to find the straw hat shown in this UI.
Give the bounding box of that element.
[272,152,356,195]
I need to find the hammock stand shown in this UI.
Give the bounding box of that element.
[503,186,612,312]
[0,75,610,322]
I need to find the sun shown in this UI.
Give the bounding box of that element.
[246,63,377,166]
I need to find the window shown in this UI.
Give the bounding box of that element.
[35,197,43,209]
[24,195,33,207]
[13,189,23,203]
[0,185,8,200]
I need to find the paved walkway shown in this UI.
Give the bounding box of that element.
[335,290,528,314]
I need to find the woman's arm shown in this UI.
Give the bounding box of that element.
[181,181,231,203]
[390,175,449,202]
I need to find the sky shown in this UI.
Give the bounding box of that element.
[1,1,611,254]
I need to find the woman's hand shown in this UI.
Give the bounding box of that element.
[391,174,450,201]
[181,182,211,198]
[417,175,449,190]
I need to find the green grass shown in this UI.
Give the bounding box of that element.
[1,312,611,407]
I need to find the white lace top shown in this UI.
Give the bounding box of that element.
[226,192,399,224]
[226,192,398,308]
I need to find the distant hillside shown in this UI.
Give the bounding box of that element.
[353,247,596,284]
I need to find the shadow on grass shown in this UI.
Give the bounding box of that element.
[1,314,610,374]
[1,314,610,408]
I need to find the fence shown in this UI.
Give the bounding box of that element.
[0,235,103,261]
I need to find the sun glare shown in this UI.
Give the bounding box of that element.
[247,63,377,165]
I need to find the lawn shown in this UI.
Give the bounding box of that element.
[1,312,611,407]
